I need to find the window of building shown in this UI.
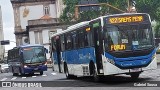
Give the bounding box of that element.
[44,6,50,15]
[35,31,39,44]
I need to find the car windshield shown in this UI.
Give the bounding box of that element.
[104,24,154,51]
[23,47,46,63]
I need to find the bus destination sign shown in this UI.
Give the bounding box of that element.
[109,15,143,24]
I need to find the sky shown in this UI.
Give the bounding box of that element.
[0,0,16,51]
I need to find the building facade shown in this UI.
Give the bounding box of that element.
[10,0,65,60]
[0,6,5,61]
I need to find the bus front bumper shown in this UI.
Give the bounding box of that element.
[23,65,47,73]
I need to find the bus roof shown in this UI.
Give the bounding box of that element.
[51,13,150,37]
[52,21,90,37]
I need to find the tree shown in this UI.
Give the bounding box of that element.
[60,0,126,23]
[60,0,160,38]
[136,0,160,38]
[136,0,160,21]
[60,0,78,23]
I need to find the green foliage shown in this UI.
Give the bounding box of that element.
[60,0,127,23]
[135,0,160,38]
[136,0,160,21]
[78,10,101,22]
[60,0,160,38]
[60,0,78,22]
[155,22,160,38]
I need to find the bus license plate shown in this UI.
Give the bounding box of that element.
[34,68,38,70]
[130,68,141,72]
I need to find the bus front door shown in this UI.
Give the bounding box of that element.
[91,19,104,74]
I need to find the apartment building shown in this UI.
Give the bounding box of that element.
[10,0,66,59]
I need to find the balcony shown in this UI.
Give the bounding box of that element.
[28,18,59,26]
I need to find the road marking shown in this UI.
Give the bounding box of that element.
[32,76,37,78]
[0,78,7,81]
[157,75,160,77]
[22,77,26,79]
[11,77,17,80]
[51,73,57,75]
[42,74,47,77]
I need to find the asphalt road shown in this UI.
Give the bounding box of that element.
[0,64,160,90]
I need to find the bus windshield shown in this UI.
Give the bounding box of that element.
[104,24,154,51]
[23,47,46,63]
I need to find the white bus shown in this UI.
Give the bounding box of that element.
[51,13,157,81]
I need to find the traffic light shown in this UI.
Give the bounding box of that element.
[0,40,10,45]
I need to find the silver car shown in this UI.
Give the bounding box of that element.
[0,64,9,73]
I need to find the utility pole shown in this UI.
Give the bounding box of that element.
[128,0,130,13]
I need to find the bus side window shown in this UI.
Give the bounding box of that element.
[84,32,89,46]
[71,31,77,49]
[84,27,93,47]
[60,34,65,51]
[78,29,85,48]
[66,33,72,50]
[51,37,57,52]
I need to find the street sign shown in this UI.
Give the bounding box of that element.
[0,40,10,45]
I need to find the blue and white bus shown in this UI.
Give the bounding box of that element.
[7,45,48,76]
[51,13,157,81]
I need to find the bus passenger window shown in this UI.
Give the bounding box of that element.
[78,30,85,48]
[72,31,78,49]
[66,34,72,50]
[84,33,89,46]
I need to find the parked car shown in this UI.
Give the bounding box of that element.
[0,63,9,73]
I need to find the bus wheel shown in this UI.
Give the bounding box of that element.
[40,71,43,75]
[93,66,101,82]
[130,72,140,79]
[13,73,18,76]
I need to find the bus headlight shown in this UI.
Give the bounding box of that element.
[24,65,28,68]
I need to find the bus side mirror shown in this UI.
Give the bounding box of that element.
[45,48,48,53]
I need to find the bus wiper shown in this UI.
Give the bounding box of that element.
[36,54,42,63]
